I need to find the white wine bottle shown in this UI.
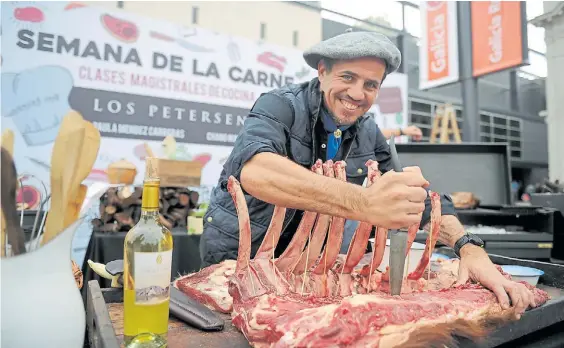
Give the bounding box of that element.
[123,158,173,347]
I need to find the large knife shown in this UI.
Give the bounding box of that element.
[388,137,408,296]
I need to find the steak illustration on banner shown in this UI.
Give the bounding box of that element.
[257,51,287,73]
[14,7,45,23]
[101,14,139,43]
[64,2,88,11]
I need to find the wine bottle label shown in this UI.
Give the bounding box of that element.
[133,250,173,305]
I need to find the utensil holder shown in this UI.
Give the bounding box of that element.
[1,219,86,348]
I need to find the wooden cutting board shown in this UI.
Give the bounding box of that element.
[107,303,250,348]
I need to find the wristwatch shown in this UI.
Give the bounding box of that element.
[453,233,484,258]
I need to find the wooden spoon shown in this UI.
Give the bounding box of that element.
[63,120,100,227]
[42,111,86,245]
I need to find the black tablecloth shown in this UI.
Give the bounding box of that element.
[80,228,202,302]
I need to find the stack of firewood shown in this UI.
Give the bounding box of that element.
[91,186,199,232]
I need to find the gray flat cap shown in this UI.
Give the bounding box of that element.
[303,29,401,75]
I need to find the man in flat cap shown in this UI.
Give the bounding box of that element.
[200,30,536,314]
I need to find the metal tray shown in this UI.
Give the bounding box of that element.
[396,143,512,206]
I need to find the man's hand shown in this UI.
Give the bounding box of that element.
[401,125,423,141]
[361,166,429,229]
[455,244,537,318]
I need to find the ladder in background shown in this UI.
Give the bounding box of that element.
[429,104,462,143]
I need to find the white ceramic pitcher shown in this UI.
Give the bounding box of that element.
[1,218,86,348]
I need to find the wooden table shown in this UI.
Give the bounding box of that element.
[107,303,250,348]
[86,280,250,348]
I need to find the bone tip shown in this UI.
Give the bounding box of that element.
[365,159,379,171]
[334,160,346,169]
[312,160,323,172]
[227,175,240,190]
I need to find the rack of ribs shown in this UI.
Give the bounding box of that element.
[175,160,550,347]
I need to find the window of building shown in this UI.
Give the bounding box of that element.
[260,22,267,40]
[192,7,199,25]
[408,97,522,159]
[293,31,299,47]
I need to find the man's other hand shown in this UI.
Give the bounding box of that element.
[455,245,537,318]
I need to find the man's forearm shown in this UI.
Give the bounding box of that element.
[439,215,466,248]
[240,152,367,221]
[423,214,465,248]
[380,128,400,140]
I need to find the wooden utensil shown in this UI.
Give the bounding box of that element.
[1,148,27,255]
[63,121,100,226]
[43,111,101,245]
[67,184,88,226]
[1,129,15,257]
[144,142,155,158]
[42,111,86,245]
[2,129,14,157]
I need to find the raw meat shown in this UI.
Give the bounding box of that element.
[176,160,550,347]
[174,260,235,313]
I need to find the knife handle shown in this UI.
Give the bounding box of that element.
[169,286,224,331]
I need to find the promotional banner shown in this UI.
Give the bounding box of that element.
[367,73,409,144]
[1,2,409,205]
[418,1,460,90]
[1,2,318,196]
[471,1,528,78]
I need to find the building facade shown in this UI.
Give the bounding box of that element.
[84,1,549,185]
[531,1,564,183]
[83,1,323,50]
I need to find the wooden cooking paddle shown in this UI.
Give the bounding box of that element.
[43,111,101,245]
[42,111,86,245]
[63,120,101,226]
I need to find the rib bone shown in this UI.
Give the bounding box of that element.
[311,161,347,275]
[292,160,334,275]
[275,160,323,272]
[337,160,381,275]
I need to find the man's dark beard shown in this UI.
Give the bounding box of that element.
[322,99,356,126]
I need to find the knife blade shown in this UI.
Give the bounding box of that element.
[389,228,408,295]
[387,137,408,295]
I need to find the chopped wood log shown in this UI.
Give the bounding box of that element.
[95,186,197,232]
[114,212,135,230]
[91,218,103,229]
[178,193,190,207]
[105,205,117,215]
[159,214,173,230]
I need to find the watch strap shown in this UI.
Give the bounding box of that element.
[453,233,484,258]
[454,235,470,258]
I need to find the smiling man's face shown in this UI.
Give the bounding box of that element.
[318,57,386,126]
